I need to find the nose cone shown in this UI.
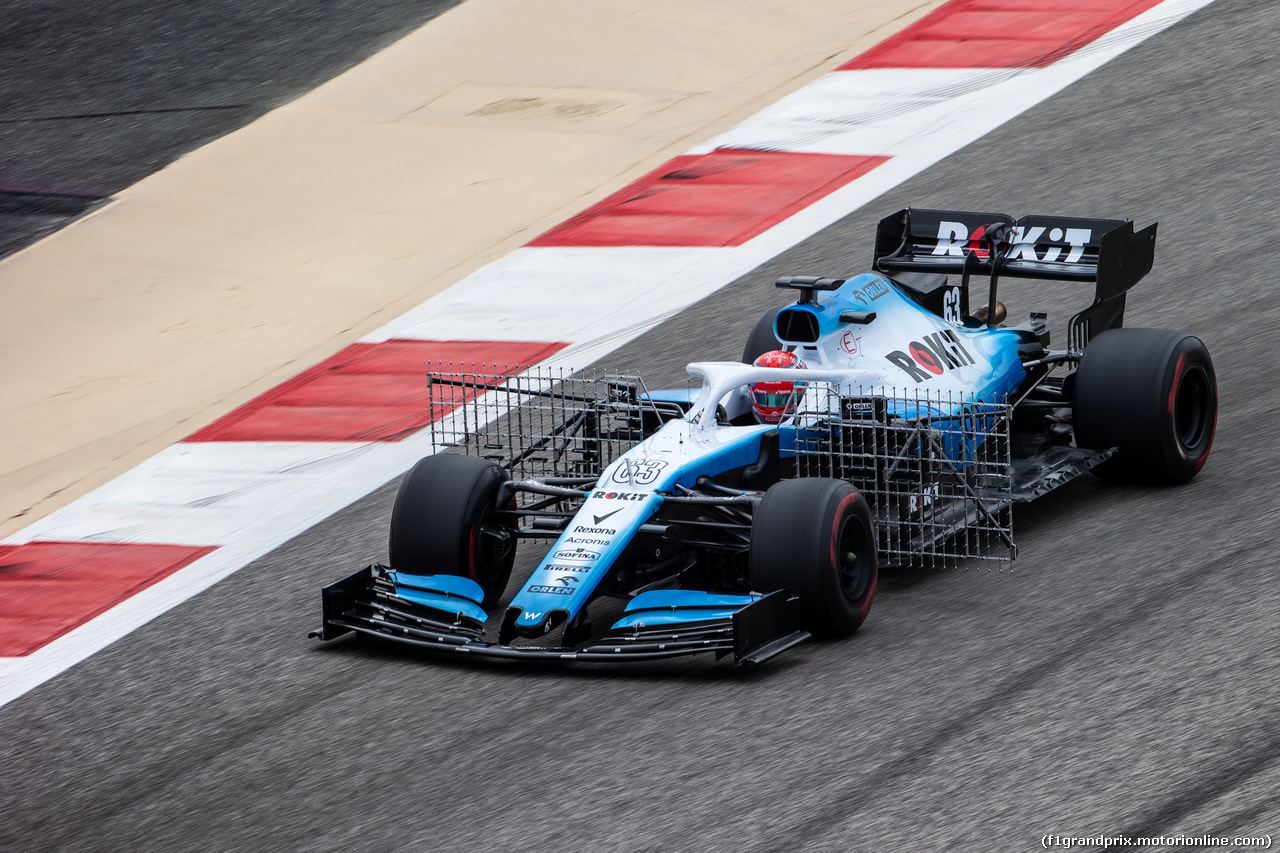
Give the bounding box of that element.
[502,607,569,642]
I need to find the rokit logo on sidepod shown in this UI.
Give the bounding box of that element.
[884,328,975,383]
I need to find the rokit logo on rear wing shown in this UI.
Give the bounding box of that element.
[933,220,1093,264]
[873,208,1130,279]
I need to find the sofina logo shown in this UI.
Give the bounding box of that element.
[552,548,601,561]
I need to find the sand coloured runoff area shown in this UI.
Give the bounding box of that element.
[0,0,949,539]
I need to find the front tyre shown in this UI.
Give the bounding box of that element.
[388,454,516,609]
[1073,328,1217,483]
[750,478,878,637]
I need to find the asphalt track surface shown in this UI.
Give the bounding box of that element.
[0,0,464,257]
[3,1,1279,851]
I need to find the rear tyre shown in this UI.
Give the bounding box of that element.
[742,305,786,364]
[388,454,516,609]
[1073,327,1217,483]
[750,478,877,637]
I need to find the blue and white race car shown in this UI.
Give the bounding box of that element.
[311,208,1217,665]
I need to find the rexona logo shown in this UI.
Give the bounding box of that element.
[592,490,647,501]
[885,329,976,383]
[552,548,601,561]
[527,585,574,595]
[569,526,616,536]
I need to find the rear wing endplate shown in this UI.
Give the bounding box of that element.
[873,208,1157,347]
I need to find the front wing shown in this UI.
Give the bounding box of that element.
[310,565,810,665]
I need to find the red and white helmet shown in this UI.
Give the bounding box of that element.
[749,350,807,423]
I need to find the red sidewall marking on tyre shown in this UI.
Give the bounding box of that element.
[828,492,860,577]
[467,524,478,582]
[1168,351,1186,416]
[860,574,877,620]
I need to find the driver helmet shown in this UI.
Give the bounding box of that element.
[749,350,807,423]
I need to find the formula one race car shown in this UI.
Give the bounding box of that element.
[311,208,1217,665]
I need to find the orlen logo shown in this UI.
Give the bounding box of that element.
[527,585,573,596]
[851,279,889,306]
[552,548,601,562]
[885,329,976,383]
[592,490,646,502]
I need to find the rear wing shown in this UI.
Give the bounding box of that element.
[873,208,1157,348]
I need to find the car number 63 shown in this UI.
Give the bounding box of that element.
[612,459,667,485]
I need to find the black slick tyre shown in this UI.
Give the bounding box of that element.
[742,305,786,364]
[388,454,516,609]
[750,478,877,637]
[1073,327,1217,483]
